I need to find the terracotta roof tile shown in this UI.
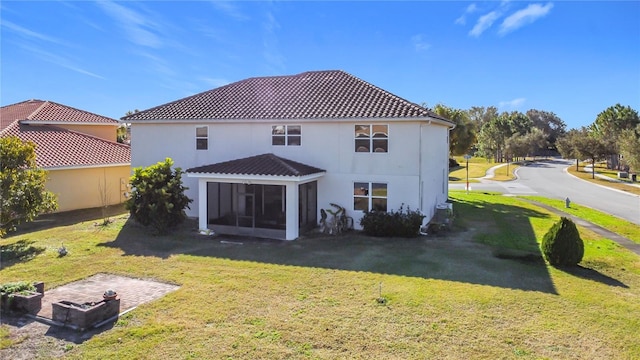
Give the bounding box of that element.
[1,100,130,169]
[1,99,119,129]
[2,122,130,168]
[187,153,325,177]
[123,70,450,122]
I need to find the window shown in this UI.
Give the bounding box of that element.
[196,126,208,150]
[272,125,301,146]
[355,124,388,152]
[353,182,387,212]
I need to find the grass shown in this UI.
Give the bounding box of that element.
[449,156,500,183]
[1,195,640,359]
[567,164,640,196]
[521,196,640,244]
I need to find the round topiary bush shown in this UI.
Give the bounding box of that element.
[541,217,584,267]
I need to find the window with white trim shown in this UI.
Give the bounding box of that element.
[355,124,388,152]
[196,126,208,150]
[354,182,387,212]
[196,126,209,150]
[272,125,301,146]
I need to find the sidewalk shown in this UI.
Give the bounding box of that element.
[520,198,640,256]
[581,165,640,189]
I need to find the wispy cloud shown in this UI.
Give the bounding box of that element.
[262,10,285,74]
[96,1,164,48]
[200,77,230,88]
[499,3,554,36]
[19,44,105,79]
[209,0,249,21]
[455,3,478,25]
[469,11,501,37]
[499,97,526,109]
[2,20,69,46]
[411,34,431,52]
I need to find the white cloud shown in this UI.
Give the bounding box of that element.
[200,77,230,88]
[455,3,478,25]
[262,10,285,74]
[209,0,249,21]
[411,34,431,52]
[498,98,526,109]
[469,11,501,37]
[19,44,105,79]
[96,1,164,48]
[499,2,554,36]
[2,20,69,46]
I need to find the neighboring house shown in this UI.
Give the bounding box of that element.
[1,100,131,212]
[123,70,454,240]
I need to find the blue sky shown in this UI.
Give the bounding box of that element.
[1,1,638,129]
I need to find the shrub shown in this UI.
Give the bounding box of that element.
[126,158,192,235]
[360,204,425,238]
[449,158,460,168]
[541,217,584,267]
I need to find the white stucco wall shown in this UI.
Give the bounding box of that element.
[130,119,451,227]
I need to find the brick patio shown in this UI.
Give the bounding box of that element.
[36,273,179,320]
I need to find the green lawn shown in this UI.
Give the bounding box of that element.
[1,194,639,359]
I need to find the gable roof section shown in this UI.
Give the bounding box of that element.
[1,99,119,130]
[2,122,131,169]
[1,100,130,169]
[123,70,451,124]
[187,153,325,177]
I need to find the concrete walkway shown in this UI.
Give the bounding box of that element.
[520,198,640,256]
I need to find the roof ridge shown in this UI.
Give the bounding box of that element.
[267,153,302,176]
[29,100,51,120]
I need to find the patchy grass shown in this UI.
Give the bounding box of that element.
[0,325,13,349]
[567,165,640,196]
[491,163,519,181]
[521,196,640,244]
[1,195,640,359]
[449,157,495,182]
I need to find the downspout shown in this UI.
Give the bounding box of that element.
[419,122,424,212]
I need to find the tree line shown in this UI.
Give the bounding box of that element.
[433,103,640,174]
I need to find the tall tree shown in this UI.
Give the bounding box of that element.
[571,127,610,179]
[619,124,640,173]
[433,104,476,155]
[556,129,581,170]
[467,106,498,129]
[0,137,58,237]
[526,109,567,148]
[590,104,640,169]
[476,114,512,162]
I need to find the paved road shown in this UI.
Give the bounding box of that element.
[450,159,640,225]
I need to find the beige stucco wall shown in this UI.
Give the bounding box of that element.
[46,165,131,212]
[56,124,118,142]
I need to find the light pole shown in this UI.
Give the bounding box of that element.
[464,154,471,194]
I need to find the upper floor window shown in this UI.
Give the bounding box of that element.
[272,125,301,146]
[353,182,387,212]
[355,124,388,152]
[196,126,208,150]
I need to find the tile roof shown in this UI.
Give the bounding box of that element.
[1,99,119,131]
[123,70,451,123]
[1,100,130,169]
[187,153,325,177]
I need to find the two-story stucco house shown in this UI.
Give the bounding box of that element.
[123,70,453,240]
[1,99,131,212]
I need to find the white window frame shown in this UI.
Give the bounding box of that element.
[196,126,208,150]
[272,125,301,146]
[354,124,389,153]
[353,182,388,212]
